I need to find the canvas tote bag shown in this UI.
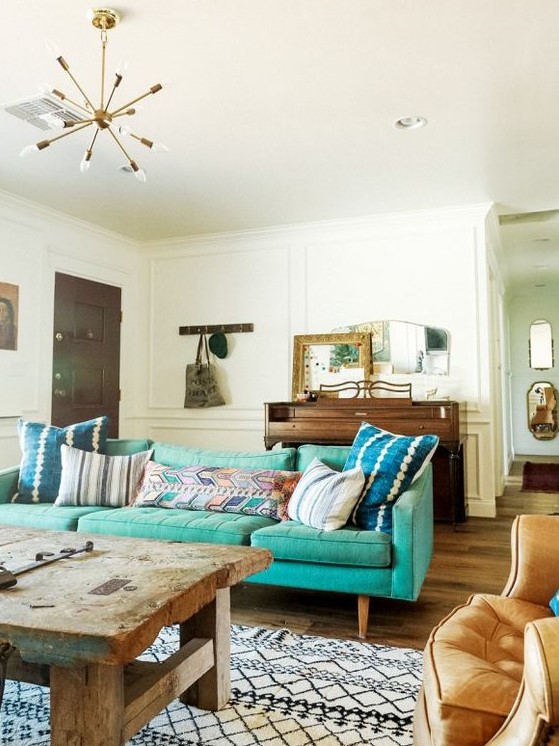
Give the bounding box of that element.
[184,333,226,408]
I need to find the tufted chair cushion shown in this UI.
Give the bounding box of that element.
[420,593,553,746]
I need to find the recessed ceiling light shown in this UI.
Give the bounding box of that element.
[394,116,427,130]
[533,238,551,242]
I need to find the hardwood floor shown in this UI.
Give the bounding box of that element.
[230,459,559,649]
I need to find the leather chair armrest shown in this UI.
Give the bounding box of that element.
[502,515,559,607]
[487,617,559,745]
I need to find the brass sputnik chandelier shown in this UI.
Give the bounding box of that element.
[20,7,167,182]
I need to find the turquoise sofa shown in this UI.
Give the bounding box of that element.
[0,438,434,637]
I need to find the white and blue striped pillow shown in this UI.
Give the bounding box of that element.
[345,422,439,534]
[287,458,364,531]
[14,417,109,503]
[55,445,153,507]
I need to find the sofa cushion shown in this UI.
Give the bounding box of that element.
[150,441,297,470]
[344,422,438,533]
[295,444,351,472]
[77,507,277,546]
[250,521,391,567]
[133,462,301,519]
[422,593,554,746]
[55,445,153,507]
[0,503,112,532]
[105,438,152,456]
[287,458,364,530]
[14,417,109,504]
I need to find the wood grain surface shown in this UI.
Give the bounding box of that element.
[0,527,271,666]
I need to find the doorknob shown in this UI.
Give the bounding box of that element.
[55,332,64,342]
[53,389,66,398]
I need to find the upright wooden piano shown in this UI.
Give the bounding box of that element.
[264,398,466,523]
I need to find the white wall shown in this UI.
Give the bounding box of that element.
[0,191,148,469]
[508,288,559,456]
[141,204,499,517]
[0,191,502,517]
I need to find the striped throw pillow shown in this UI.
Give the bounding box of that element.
[287,458,365,531]
[55,445,153,507]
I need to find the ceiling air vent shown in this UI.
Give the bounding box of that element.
[1,93,84,131]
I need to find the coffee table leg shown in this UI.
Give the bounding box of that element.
[50,662,124,746]
[180,586,231,710]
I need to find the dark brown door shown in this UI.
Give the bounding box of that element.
[52,273,121,438]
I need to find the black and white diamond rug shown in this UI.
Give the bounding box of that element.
[0,625,422,745]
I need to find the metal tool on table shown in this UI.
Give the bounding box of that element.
[0,541,94,590]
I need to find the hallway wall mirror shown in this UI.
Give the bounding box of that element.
[332,320,450,375]
[291,333,372,399]
[527,381,558,440]
[529,319,554,370]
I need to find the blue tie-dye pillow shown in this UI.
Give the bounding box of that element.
[344,422,438,534]
[550,590,559,616]
[13,417,109,503]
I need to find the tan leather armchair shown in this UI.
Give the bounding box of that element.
[413,515,559,746]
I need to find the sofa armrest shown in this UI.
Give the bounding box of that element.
[502,514,559,606]
[390,463,434,600]
[0,466,19,504]
[487,617,559,745]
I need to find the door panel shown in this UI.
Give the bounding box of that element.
[52,273,121,437]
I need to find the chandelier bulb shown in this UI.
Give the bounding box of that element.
[44,38,62,59]
[80,149,93,173]
[152,141,169,153]
[20,144,39,157]
[118,125,132,136]
[116,60,128,76]
[134,167,147,183]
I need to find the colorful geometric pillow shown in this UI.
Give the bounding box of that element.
[550,590,559,616]
[133,462,301,520]
[287,457,364,531]
[344,422,439,534]
[13,417,109,504]
[55,445,153,507]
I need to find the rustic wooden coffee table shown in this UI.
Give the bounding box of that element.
[0,527,272,746]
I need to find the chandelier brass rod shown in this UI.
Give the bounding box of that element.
[87,128,101,151]
[111,109,135,119]
[104,74,122,112]
[56,57,96,113]
[100,28,107,109]
[38,121,93,149]
[64,117,97,127]
[111,84,162,116]
[106,126,137,165]
[51,89,91,116]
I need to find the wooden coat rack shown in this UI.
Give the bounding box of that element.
[179,323,254,336]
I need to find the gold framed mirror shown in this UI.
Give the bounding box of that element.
[527,381,558,440]
[291,333,372,400]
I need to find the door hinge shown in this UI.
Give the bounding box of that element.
[119,389,121,401]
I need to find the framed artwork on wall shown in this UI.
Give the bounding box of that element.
[0,282,19,351]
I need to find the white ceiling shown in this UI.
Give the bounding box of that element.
[2,1,559,292]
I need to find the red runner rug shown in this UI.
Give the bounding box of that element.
[522,462,559,492]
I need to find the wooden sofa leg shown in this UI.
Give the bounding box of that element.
[358,595,369,639]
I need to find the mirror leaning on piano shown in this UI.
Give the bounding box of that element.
[332,320,449,376]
